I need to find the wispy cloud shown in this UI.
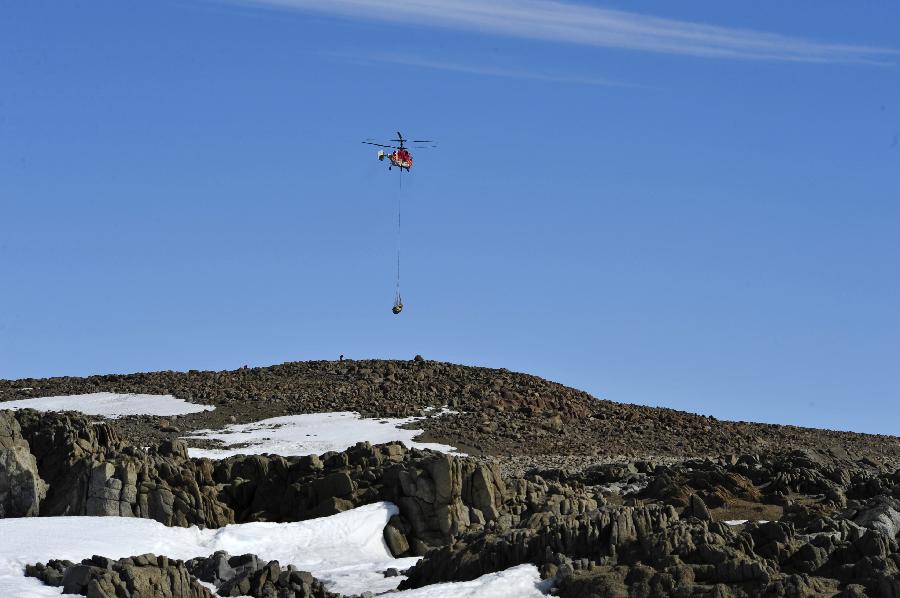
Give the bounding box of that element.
[221,0,896,64]
[347,53,633,87]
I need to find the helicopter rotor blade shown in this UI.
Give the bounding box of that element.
[362,141,395,148]
[412,140,433,143]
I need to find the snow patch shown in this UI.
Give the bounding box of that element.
[597,477,649,497]
[393,564,549,597]
[724,519,770,526]
[0,392,214,418]
[0,503,412,597]
[423,406,459,416]
[186,411,461,459]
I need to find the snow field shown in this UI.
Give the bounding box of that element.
[0,392,214,418]
[0,502,546,597]
[0,393,461,457]
[186,411,461,458]
[0,503,411,597]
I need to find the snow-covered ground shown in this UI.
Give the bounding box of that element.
[393,564,549,597]
[0,392,214,418]
[0,503,411,597]
[597,477,649,497]
[1,393,460,457]
[186,411,460,459]
[0,502,546,598]
[724,519,769,526]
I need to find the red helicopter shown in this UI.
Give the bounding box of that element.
[362,132,436,172]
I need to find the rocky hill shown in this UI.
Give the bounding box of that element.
[3,359,900,597]
[2,359,899,465]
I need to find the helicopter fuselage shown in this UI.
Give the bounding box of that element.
[378,148,413,171]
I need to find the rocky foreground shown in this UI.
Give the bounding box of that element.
[3,359,900,597]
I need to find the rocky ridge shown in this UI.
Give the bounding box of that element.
[3,360,900,463]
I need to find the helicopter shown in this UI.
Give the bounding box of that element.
[362,132,436,172]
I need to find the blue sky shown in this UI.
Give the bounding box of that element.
[1,1,898,434]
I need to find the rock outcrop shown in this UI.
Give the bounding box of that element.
[185,552,342,598]
[13,409,233,527]
[25,554,214,598]
[401,500,900,597]
[0,411,47,517]
[2,410,548,553]
[401,504,679,588]
[27,552,345,598]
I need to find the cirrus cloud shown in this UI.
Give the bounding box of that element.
[218,0,897,64]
